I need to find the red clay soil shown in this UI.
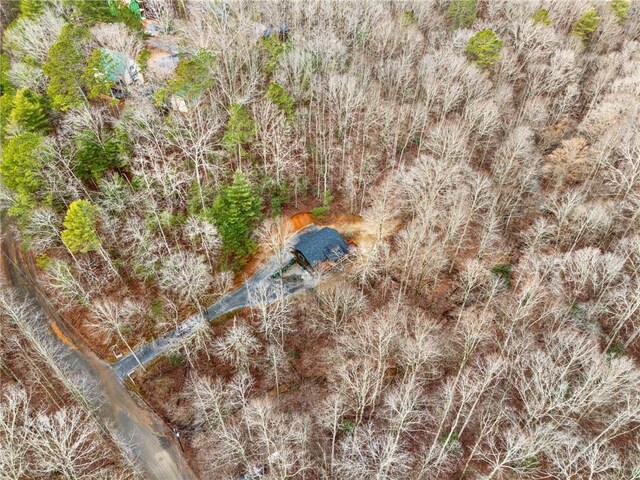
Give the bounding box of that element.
[291,211,370,245]
[290,211,314,231]
[234,211,314,284]
[234,253,261,285]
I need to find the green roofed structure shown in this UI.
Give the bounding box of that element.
[129,0,142,20]
[102,49,128,82]
[107,0,144,19]
[99,48,144,97]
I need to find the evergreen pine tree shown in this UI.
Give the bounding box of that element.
[446,0,477,29]
[19,0,44,18]
[221,104,255,159]
[154,50,215,106]
[0,132,43,219]
[465,29,504,71]
[0,94,14,142]
[73,130,123,180]
[609,0,630,23]
[8,88,50,133]
[0,92,14,143]
[532,8,552,25]
[76,0,113,21]
[0,132,43,198]
[0,53,13,97]
[573,7,600,44]
[43,24,89,111]
[260,34,290,75]
[0,54,15,142]
[266,82,295,121]
[61,199,102,254]
[210,170,262,266]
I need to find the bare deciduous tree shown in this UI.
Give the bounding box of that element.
[0,386,31,480]
[43,260,90,308]
[212,319,261,372]
[262,342,291,398]
[336,423,412,480]
[250,282,293,348]
[159,251,213,309]
[4,10,64,64]
[310,280,366,334]
[256,217,293,269]
[91,22,142,58]
[30,407,110,478]
[243,398,311,479]
[88,298,143,367]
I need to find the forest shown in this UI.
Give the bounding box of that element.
[1,0,640,478]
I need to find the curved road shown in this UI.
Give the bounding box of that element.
[1,227,197,480]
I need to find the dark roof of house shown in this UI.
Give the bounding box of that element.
[293,227,349,266]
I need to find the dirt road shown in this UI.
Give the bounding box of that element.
[1,227,197,480]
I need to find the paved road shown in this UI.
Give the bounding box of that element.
[1,225,198,480]
[113,227,320,381]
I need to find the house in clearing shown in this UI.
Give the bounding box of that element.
[292,227,350,272]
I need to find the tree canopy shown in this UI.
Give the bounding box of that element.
[61,200,102,254]
[261,34,290,75]
[532,8,552,25]
[0,132,43,198]
[82,50,116,100]
[2,2,640,478]
[0,54,15,141]
[210,170,262,266]
[266,82,296,121]
[609,0,630,23]
[154,50,216,105]
[72,129,125,181]
[43,24,89,111]
[0,53,13,96]
[65,0,143,30]
[8,88,50,133]
[446,0,477,29]
[573,7,600,44]
[221,104,256,157]
[465,29,504,70]
[0,132,43,220]
[19,0,44,18]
